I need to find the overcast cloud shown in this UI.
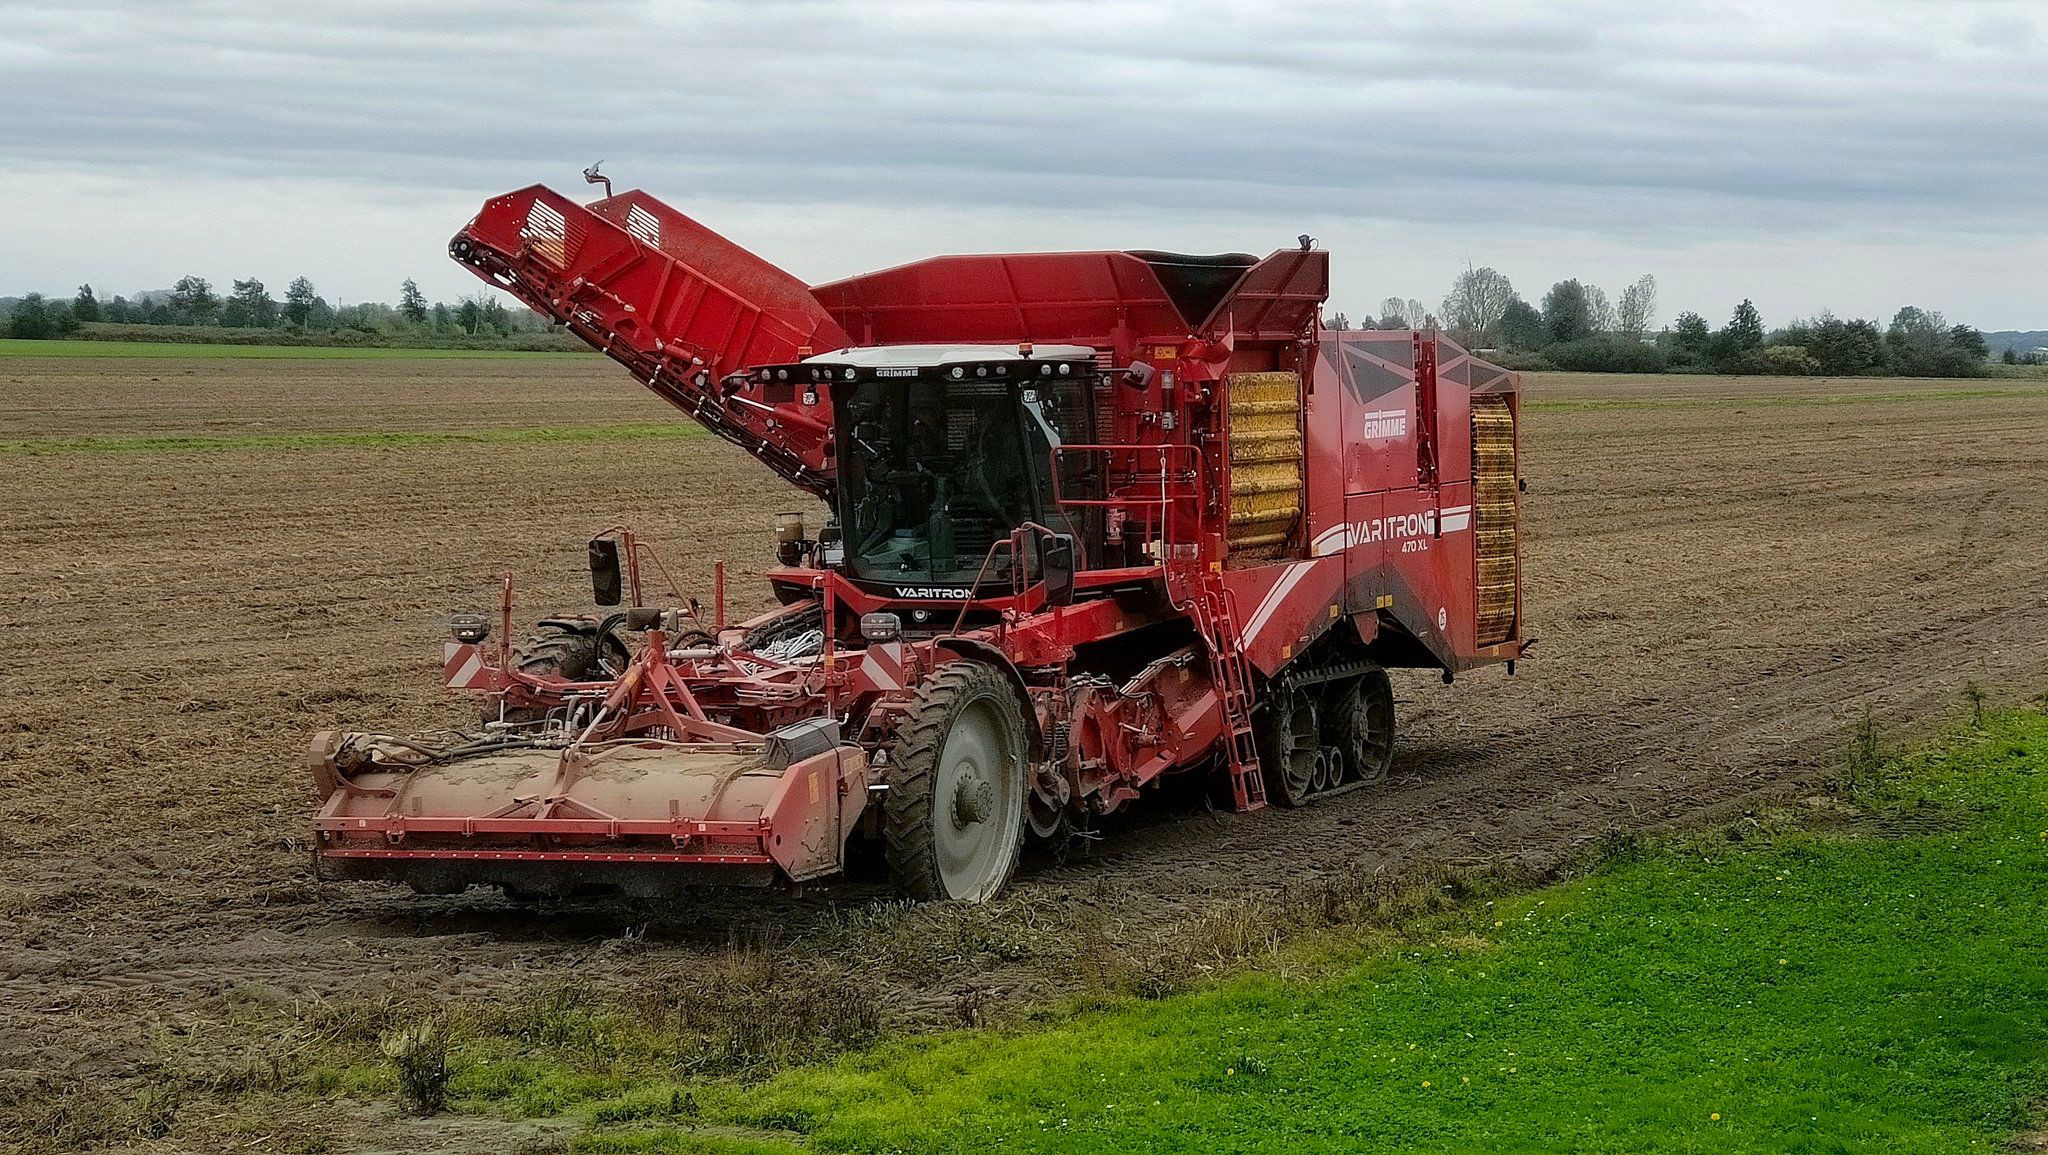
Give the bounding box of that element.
[3,0,2044,328]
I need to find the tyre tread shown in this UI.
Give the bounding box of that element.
[882,662,1025,901]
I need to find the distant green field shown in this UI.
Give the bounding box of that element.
[0,338,591,360]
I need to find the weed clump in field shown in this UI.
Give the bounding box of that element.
[380,1019,452,1114]
[0,1078,181,1149]
[1840,706,1884,799]
[618,946,882,1075]
[1963,678,1989,728]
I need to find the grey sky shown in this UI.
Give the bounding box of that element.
[3,0,2044,328]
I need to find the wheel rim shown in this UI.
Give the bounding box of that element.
[932,697,1024,901]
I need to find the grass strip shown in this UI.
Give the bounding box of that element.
[535,708,2048,1153]
[0,423,704,456]
[0,338,593,360]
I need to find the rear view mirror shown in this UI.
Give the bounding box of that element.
[1041,532,1077,607]
[588,538,624,606]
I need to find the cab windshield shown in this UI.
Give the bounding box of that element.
[836,379,1087,587]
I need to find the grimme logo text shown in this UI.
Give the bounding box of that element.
[1362,409,1408,439]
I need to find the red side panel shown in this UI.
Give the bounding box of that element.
[812,251,1192,352]
[1297,329,1523,673]
[1225,557,1346,675]
[583,190,850,367]
[1198,249,1329,340]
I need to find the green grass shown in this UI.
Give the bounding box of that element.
[0,338,590,359]
[0,423,702,455]
[507,708,2048,1154]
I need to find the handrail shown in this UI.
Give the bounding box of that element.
[1050,443,1203,597]
[941,520,1062,640]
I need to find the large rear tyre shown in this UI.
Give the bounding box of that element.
[1324,666,1395,787]
[882,662,1028,903]
[492,618,630,725]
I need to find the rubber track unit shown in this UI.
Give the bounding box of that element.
[1261,660,1394,806]
[1323,665,1395,787]
[882,661,1028,901]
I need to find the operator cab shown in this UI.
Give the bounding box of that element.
[790,343,1102,599]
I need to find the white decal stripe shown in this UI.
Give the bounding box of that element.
[1440,513,1472,532]
[453,652,485,688]
[1243,561,1316,642]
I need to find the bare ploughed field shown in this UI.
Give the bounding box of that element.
[3,356,2045,1127]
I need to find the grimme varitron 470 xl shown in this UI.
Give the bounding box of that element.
[310,182,1527,902]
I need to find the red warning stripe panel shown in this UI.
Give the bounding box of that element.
[441,641,491,689]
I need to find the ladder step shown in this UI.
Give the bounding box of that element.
[1194,576,1267,813]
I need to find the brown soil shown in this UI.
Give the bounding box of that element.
[3,357,2045,1149]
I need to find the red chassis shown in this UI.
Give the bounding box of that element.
[310,184,1527,902]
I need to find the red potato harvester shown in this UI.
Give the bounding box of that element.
[310,180,1528,903]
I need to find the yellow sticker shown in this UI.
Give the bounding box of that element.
[807,769,820,804]
[1154,346,1178,360]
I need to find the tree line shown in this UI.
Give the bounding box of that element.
[2,276,543,340]
[1330,267,1993,378]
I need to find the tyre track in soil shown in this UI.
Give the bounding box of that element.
[1,364,2045,1112]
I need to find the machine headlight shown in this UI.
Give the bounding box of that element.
[448,613,490,644]
[860,613,902,642]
